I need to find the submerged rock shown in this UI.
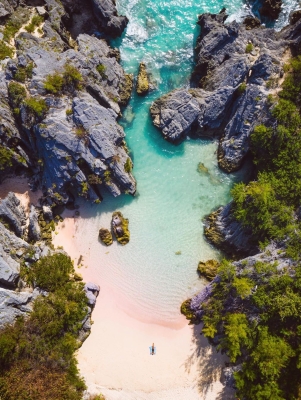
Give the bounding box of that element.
[111,211,130,245]
[99,228,113,246]
[136,62,149,95]
[197,259,219,281]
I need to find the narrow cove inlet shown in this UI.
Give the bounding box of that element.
[53,0,247,398]
[0,0,301,398]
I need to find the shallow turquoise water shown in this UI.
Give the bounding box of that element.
[73,0,298,324]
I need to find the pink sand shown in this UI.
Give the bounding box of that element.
[53,217,234,400]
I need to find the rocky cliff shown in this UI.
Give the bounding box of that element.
[150,9,301,173]
[0,0,135,207]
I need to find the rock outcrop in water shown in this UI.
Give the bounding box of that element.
[136,62,149,95]
[112,211,130,245]
[0,0,135,207]
[99,227,113,246]
[150,9,301,173]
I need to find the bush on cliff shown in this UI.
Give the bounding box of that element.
[231,55,301,254]
[0,253,87,399]
[200,260,301,399]
[44,64,83,94]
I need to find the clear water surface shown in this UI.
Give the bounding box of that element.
[72,0,298,324]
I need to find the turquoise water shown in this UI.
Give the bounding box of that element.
[72,0,298,324]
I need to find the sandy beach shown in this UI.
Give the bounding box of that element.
[53,216,234,400]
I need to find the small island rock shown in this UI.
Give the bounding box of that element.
[136,63,149,95]
[99,228,113,246]
[111,211,130,245]
[197,259,220,281]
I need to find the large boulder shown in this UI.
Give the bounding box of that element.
[0,192,26,237]
[90,0,128,37]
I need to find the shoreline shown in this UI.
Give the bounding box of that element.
[53,214,234,400]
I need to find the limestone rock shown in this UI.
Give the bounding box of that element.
[136,63,149,95]
[197,259,219,281]
[90,0,128,37]
[0,192,26,237]
[28,205,41,242]
[243,16,261,30]
[84,282,100,307]
[111,211,130,245]
[260,0,282,20]
[204,203,258,257]
[0,0,13,19]
[289,10,301,25]
[99,228,113,246]
[151,9,289,170]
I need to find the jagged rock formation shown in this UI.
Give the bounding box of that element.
[260,0,282,20]
[0,192,98,339]
[0,0,135,206]
[197,259,219,281]
[151,9,301,172]
[182,242,294,323]
[204,202,258,257]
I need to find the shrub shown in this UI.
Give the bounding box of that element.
[124,157,132,173]
[3,19,22,42]
[237,82,247,95]
[66,108,73,116]
[75,125,87,138]
[24,97,48,117]
[0,253,88,399]
[63,63,83,89]
[88,174,102,185]
[44,72,64,94]
[8,81,26,109]
[245,43,253,53]
[96,64,107,79]
[14,62,34,82]
[44,64,83,94]
[24,14,44,33]
[0,40,13,60]
[0,146,14,170]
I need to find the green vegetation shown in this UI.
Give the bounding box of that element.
[245,43,254,53]
[8,81,26,109]
[237,82,247,95]
[0,146,14,170]
[66,108,73,116]
[75,125,87,138]
[231,55,301,254]
[14,62,34,82]
[197,259,219,281]
[197,55,301,399]
[199,260,301,399]
[44,64,83,94]
[124,157,132,173]
[96,64,107,79]
[24,97,48,117]
[24,14,44,33]
[44,72,64,94]
[0,41,14,60]
[112,211,130,245]
[0,253,88,399]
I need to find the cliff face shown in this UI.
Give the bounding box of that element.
[0,0,135,206]
[150,10,301,173]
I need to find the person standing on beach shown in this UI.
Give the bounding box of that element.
[151,343,155,355]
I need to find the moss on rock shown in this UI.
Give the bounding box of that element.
[180,299,196,322]
[99,228,113,246]
[119,73,133,106]
[197,259,219,281]
[204,210,224,248]
[136,63,149,95]
[111,211,130,245]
